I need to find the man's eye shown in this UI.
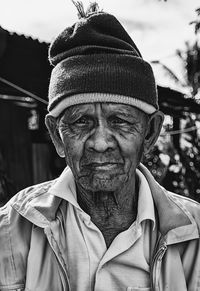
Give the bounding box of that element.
[109,116,129,125]
[74,116,93,126]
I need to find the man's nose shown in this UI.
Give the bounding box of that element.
[86,124,116,152]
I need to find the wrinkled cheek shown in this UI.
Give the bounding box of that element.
[136,143,144,165]
[63,142,82,174]
[123,142,144,172]
[65,149,77,168]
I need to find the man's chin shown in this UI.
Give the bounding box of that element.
[78,174,127,192]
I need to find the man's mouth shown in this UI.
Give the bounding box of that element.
[82,162,121,170]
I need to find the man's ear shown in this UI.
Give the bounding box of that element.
[144,111,164,154]
[45,115,65,158]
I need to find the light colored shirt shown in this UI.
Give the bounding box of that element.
[49,167,157,291]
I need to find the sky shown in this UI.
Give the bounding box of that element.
[0,0,199,88]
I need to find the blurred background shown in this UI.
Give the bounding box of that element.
[0,0,200,205]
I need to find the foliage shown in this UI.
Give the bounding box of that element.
[143,114,200,202]
[143,6,200,202]
[190,8,200,34]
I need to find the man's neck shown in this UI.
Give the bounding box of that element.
[76,179,138,248]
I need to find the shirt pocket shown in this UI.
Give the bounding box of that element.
[127,288,151,291]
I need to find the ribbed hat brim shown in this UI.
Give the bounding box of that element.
[48,92,156,117]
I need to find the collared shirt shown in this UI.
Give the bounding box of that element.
[49,167,157,291]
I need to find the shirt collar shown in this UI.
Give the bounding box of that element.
[49,166,155,227]
[136,168,156,229]
[48,166,80,210]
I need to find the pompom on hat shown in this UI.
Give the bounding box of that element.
[47,2,159,117]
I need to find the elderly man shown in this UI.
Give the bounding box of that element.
[0,3,200,291]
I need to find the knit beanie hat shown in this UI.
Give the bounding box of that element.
[48,3,158,117]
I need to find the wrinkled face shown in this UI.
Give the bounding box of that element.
[56,103,149,192]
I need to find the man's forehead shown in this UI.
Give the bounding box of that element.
[64,102,142,116]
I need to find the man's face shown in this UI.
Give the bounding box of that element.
[56,103,149,192]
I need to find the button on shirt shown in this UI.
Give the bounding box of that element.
[49,167,157,291]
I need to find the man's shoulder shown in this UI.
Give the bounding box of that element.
[168,190,200,210]
[0,179,59,287]
[7,178,57,206]
[0,179,58,224]
[167,190,200,226]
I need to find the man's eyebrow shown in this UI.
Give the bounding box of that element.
[110,110,132,117]
[107,105,147,121]
[108,108,138,120]
[64,105,94,119]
